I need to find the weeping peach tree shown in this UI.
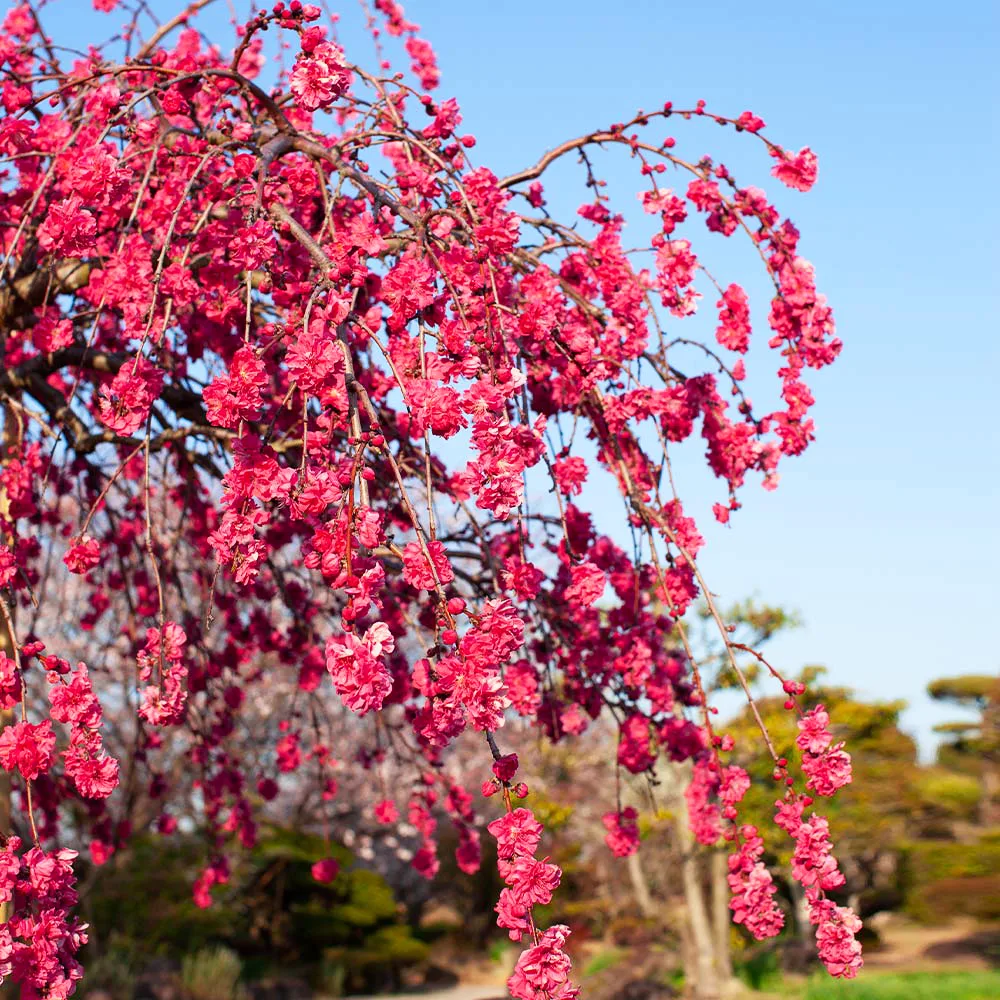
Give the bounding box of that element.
[0,1,859,996]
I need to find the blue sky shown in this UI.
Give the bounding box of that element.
[48,0,999,756]
[409,0,1000,757]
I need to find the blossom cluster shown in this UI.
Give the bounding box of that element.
[0,839,86,1000]
[685,712,862,980]
[489,806,577,1000]
[775,795,863,977]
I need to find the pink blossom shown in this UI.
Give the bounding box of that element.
[374,799,398,824]
[37,196,96,257]
[0,837,21,903]
[506,855,561,906]
[63,536,100,575]
[230,220,276,271]
[797,705,853,795]
[325,622,395,714]
[796,704,834,754]
[0,654,22,711]
[812,901,864,978]
[770,146,819,192]
[792,814,846,892]
[63,731,119,799]
[736,110,765,132]
[686,757,723,845]
[730,862,785,939]
[401,539,454,590]
[97,356,163,435]
[602,807,640,857]
[495,886,531,941]
[311,857,340,883]
[204,347,267,428]
[565,561,606,607]
[803,743,853,797]
[507,924,577,1000]
[286,325,342,397]
[716,284,751,353]
[492,752,519,783]
[0,720,56,781]
[727,827,785,940]
[290,43,352,111]
[0,12,852,994]
[552,456,588,496]
[455,829,481,874]
[412,841,440,879]
[617,714,656,773]
[48,663,102,727]
[487,807,543,860]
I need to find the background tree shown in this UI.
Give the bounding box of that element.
[928,674,1000,827]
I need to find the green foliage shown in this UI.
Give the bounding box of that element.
[237,826,428,987]
[251,825,353,867]
[83,836,240,957]
[181,947,247,1000]
[914,770,982,818]
[920,876,1000,921]
[933,721,980,736]
[81,825,428,992]
[927,675,998,707]
[693,599,801,692]
[322,924,430,970]
[79,939,138,997]
[899,837,1000,883]
[899,837,1000,922]
[489,939,514,964]
[530,795,576,831]
[637,808,672,839]
[735,947,782,990]
[798,970,1000,999]
[699,598,801,647]
[927,674,999,815]
[317,956,347,999]
[726,679,919,861]
[581,948,627,978]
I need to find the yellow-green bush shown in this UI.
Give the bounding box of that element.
[899,838,1000,922]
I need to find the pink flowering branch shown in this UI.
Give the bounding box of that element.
[0,0,858,992]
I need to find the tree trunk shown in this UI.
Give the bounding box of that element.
[981,687,1000,826]
[667,762,721,1000]
[981,762,1000,826]
[626,847,657,919]
[787,876,816,973]
[710,848,735,985]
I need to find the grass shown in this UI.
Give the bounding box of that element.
[783,970,1000,999]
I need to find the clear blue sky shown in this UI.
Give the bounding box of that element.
[48,0,999,757]
[400,0,1000,759]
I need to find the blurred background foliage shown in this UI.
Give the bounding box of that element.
[78,826,434,997]
[71,604,998,999]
